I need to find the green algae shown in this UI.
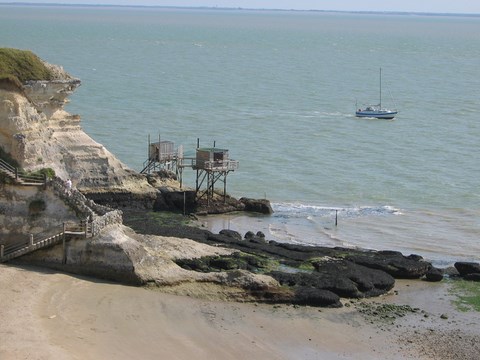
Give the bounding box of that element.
[450,279,480,312]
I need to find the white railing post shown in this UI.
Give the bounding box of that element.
[29,234,34,246]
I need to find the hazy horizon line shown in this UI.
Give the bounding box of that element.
[1,2,480,17]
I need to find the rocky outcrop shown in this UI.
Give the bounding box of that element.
[129,223,437,305]
[18,224,280,296]
[270,259,394,302]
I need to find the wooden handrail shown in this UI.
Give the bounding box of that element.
[0,220,94,263]
[0,158,16,173]
[0,159,46,185]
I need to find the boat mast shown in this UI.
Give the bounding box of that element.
[379,67,382,108]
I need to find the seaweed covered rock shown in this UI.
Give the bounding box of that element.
[175,253,273,273]
[270,259,395,299]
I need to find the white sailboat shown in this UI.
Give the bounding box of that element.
[356,68,397,120]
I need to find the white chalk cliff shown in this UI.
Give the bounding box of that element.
[0,60,155,196]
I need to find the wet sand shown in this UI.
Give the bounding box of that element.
[1,263,479,360]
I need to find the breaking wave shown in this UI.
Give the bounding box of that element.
[271,202,401,220]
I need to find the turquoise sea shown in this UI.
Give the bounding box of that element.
[1,5,479,265]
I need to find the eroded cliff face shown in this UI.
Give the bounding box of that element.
[0,183,79,238]
[0,61,156,196]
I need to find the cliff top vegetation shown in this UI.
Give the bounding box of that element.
[0,48,54,89]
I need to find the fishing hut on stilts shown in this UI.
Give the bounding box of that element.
[141,136,239,207]
[140,135,182,176]
[193,139,239,206]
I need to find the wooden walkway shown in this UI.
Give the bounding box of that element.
[0,159,46,186]
[0,222,92,263]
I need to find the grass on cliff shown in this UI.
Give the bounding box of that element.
[0,48,53,88]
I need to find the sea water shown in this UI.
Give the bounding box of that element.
[1,5,479,265]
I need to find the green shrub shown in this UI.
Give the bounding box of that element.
[0,48,54,89]
[35,168,56,179]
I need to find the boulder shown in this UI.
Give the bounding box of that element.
[345,250,431,279]
[244,231,255,240]
[293,287,342,308]
[454,262,480,276]
[219,229,242,241]
[425,267,444,282]
[239,197,273,214]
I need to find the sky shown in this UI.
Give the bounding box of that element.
[2,0,480,14]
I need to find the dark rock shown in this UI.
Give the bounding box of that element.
[249,236,267,244]
[175,253,273,273]
[464,273,480,282]
[239,197,273,214]
[454,262,480,276]
[293,287,342,308]
[345,251,430,279]
[425,267,444,282]
[86,191,156,210]
[155,190,196,213]
[244,231,268,244]
[152,192,169,211]
[271,260,395,299]
[407,254,424,262]
[197,231,432,280]
[219,229,242,241]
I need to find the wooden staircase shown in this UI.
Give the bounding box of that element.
[0,159,46,186]
[0,222,92,263]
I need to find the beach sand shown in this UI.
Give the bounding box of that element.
[1,263,479,360]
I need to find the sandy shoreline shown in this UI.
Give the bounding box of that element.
[1,263,479,360]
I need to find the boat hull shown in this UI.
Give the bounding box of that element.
[355,110,397,119]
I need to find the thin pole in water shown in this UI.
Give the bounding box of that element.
[335,210,338,227]
[183,191,186,216]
